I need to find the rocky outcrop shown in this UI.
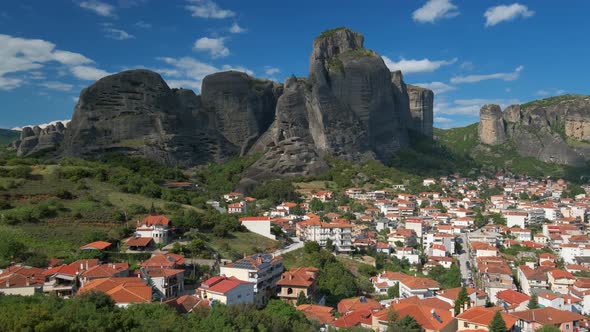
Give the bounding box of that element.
[12,122,65,157]
[407,84,434,137]
[478,95,590,166]
[63,69,237,166]
[478,104,506,145]
[242,27,429,183]
[51,27,435,180]
[201,72,282,155]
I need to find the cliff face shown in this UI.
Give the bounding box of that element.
[242,27,433,183]
[27,27,435,180]
[478,95,590,166]
[478,104,506,145]
[63,69,238,166]
[12,122,66,157]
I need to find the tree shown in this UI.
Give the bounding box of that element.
[388,314,424,332]
[387,282,400,298]
[309,198,324,212]
[454,286,469,315]
[489,310,507,332]
[528,293,539,309]
[325,238,334,252]
[304,241,320,254]
[291,204,304,216]
[296,291,308,305]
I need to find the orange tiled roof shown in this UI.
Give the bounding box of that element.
[80,241,112,250]
[276,267,318,288]
[511,307,586,325]
[337,296,381,314]
[79,277,151,304]
[456,306,518,329]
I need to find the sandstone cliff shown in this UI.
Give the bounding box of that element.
[477,95,590,166]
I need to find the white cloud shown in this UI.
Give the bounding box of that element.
[413,81,456,94]
[157,56,254,91]
[0,34,107,89]
[72,96,79,103]
[135,21,152,28]
[71,65,111,80]
[229,22,246,34]
[222,65,254,76]
[104,27,135,40]
[434,116,456,129]
[79,0,116,17]
[264,66,280,76]
[12,119,71,131]
[383,56,457,74]
[413,0,459,23]
[484,3,534,27]
[185,0,235,19]
[435,98,521,116]
[52,50,93,65]
[536,89,549,96]
[450,65,523,84]
[556,89,566,95]
[194,37,229,58]
[0,76,23,90]
[39,81,74,91]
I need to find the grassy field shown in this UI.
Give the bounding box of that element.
[206,231,278,260]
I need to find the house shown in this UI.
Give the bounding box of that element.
[455,306,518,331]
[511,307,586,332]
[517,265,551,296]
[228,201,246,214]
[79,241,112,251]
[394,247,420,264]
[537,292,579,312]
[165,295,209,314]
[547,270,576,294]
[504,211,529,228]
[570,277,590,315]
[296,304,335,325]
[399,275,440,299]
[276,267,318,304]
[297,218,353,253]
[135,215,171,244]
[495,289,530,312]
[436,287,487,311]
[125,237,155,251]
[219,253,283,307]
[331,309,374,330]
[78,277,152,307]
[0,265,44,296]
[423,178,436,187]
[312,191,334,202]
[223,192,244,202]
[372,302,456,332]
[240,216,275,240]
[470,241,498,257]
[43,259,99,297]
[141,253,185,270]
[140,268,185,299]
[337,296,381,314]
[79,263,129,287]
[371,271,409,294]
[197,276,254,306]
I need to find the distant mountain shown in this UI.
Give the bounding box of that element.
[0,128,20,147]
[436,95,590,180]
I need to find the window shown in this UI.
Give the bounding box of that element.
[566,324,570,330]
[287,288,293,295]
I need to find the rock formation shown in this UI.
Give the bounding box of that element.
[12,122,66,157]
[242,27,434,183]
[407,84,434,137]
[478,104,506,145]
[201,71,282,155]
[478,95,590,166]
[63,69,238,166]
[16,27,435,181]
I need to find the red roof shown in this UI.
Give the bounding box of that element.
[337,296,381,314]
[201,276,253,294]
[496,289,530,305]
[126,237,154,247]
[142,215,171,226]
[80,241,112,250]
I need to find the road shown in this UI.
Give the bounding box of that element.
[458,232,472,286]
[273,237,304,256]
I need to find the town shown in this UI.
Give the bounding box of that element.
[2,172,590,332]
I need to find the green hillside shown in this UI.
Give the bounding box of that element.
[0,129,19,146]
[435,124,590,181]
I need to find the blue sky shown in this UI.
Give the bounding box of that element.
[1,0,589,129]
